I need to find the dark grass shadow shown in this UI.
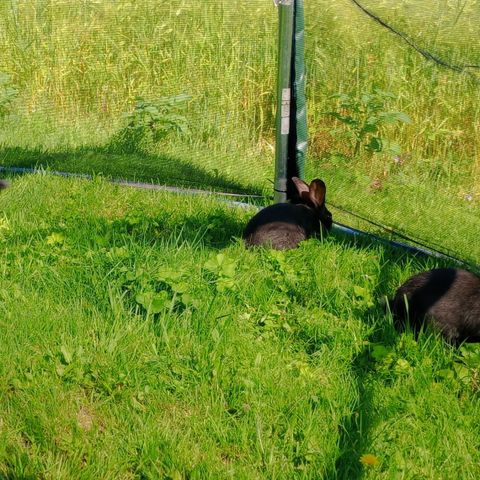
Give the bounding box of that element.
[6,206,248,252]
[119,209,247,250]
[175,210,247,249]
[326,300,396,479]
[0,475,38,480]
[330,225,456,302]
[329,344,376,480]
[0,145,261,196]
[324,231,456,479]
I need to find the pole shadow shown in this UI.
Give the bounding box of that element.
[0,145,261,197]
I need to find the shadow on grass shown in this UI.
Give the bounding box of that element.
[326,238,453,479]
[0,145,261,196]
[174,210,247,249]
[330,345,376,480]
[0,475,37,480]
[71,206,247,251]
[118,208,247,250]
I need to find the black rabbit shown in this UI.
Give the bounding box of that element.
[390,268,480,344]
[243,177,332,250]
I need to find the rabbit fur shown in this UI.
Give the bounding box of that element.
[243,177,332,250]
[391,268,480,344]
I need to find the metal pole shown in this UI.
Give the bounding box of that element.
[273,0,294,203]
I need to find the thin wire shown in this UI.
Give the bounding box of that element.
[329,201,478,269]
[350,0,480,77]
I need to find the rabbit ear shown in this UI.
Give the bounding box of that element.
[292,177,310,201]
[308,179,326,207]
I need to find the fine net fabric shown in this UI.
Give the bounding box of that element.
[302,0,480,264]
[0,1,277,195]
[0,0,479,263]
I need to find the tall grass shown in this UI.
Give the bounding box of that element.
[0,0,479,260]
[0,0,277,144]
[305,0,480,189]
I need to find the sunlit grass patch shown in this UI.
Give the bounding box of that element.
[0,175,479,478]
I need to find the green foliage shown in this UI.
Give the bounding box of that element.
[204,252,238,292]
[116,264,201,315]
[353,284,374,309]
[367,340,414,380]
[112,94,191,152]
[437,344,480,394]
[125,95,191,137]
[327,89,412,156]
[0,0,479,268]
[1,0,480,473]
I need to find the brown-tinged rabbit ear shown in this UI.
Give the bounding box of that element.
[308,179,326,208]
[291,177,310,202]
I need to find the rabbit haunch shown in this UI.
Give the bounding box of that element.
[243,177,332,250]
[391,268,480,344]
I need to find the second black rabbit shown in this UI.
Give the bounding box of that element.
[390,268,480,344]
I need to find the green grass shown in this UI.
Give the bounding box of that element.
[0,0,278,193]
[0,175,479,479]
[1,3,480,477]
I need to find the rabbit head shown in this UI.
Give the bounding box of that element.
[291,177,332,230]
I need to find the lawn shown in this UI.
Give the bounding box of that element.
[0,174,479,479]
[1,1,480,477]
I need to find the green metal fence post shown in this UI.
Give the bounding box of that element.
[292,0,307,180]
[274,0,294,203]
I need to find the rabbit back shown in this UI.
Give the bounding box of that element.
[392,268,480,343]
[244,203,321,250]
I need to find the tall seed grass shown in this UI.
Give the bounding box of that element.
[305,1,480,187]
[0,0,480,259]
[0,0,277,143]
[1,1,478,164]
